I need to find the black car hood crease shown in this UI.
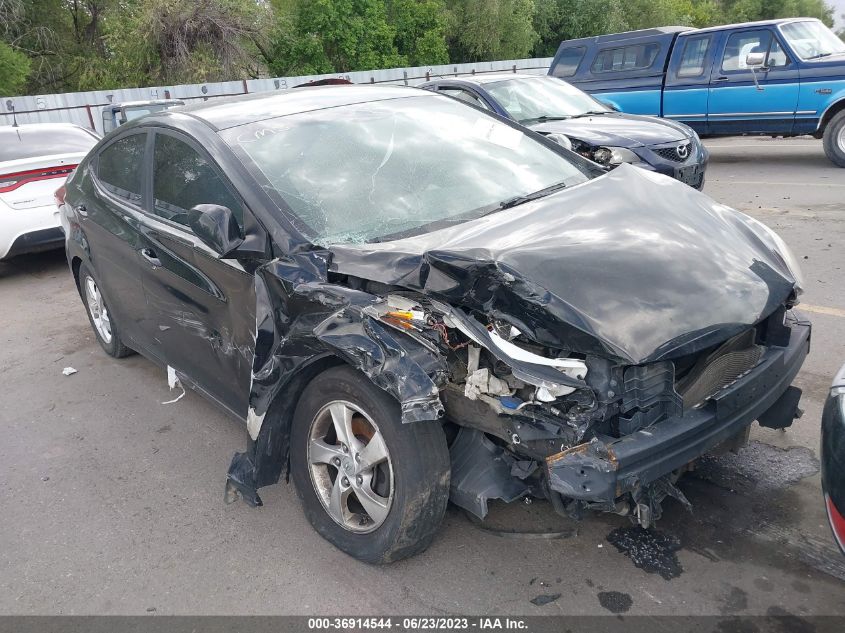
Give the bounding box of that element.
[327,166,798,365]
[529,112,689,147]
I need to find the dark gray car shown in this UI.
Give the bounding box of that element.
[421,74,709,189]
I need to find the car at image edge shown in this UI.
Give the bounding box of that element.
[1,123,99,260]
[60,85,809,563]
[822,363,845,555]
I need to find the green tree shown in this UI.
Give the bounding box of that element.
[387,0,449,66]
[269,0,405,75]
[447,0,539,62]
[0,40,31,95]
[532,0,629,57]
[95,0,270,87]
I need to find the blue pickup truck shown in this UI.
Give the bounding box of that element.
[549,18,845,167]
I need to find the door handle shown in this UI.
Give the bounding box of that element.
[713,76,729,82]
[75,204,88,217]
[139,248,162,268]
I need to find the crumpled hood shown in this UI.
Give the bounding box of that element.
[328,166,798,365]
[529,112,689,148]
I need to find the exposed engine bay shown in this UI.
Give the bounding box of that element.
[350,289,804,529]
[226,167,810,532]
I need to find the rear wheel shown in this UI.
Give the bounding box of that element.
[822,110,845,168]
[290,366,450,563]
[78,263,133,358]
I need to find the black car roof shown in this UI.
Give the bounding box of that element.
[176,84,430,130]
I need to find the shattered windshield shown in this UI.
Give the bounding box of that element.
[781,20,845,60]
[484,76,610,124]
[225,95,590,245]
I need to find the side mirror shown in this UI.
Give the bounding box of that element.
[187,204,243,257]
[746,52,766,68]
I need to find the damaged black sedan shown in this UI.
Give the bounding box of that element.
[61,85,809,563]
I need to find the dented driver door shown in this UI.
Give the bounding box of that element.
[137,129,256,417]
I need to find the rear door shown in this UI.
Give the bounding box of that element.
[708,27,800,134]
[663,33,717,134]
[136,129,256,416]
[79,131,156,352]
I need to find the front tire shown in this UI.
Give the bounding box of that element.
[822,110,845,168]
[78,263,134,358]
[290,366,450,563]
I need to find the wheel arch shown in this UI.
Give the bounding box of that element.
[71,256,83,292]
[817,98,845,137]
[226,259,449,507]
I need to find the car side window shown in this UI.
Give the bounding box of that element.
[551,46,586,78]
[678,36,711,77]
[767,38,789,67]
[438,87,490,110]
[152,134,244,228]
[592,42,660,73]
[721,30,773,72]
[97,133,146,204]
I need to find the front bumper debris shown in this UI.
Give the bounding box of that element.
[546,318,810,504]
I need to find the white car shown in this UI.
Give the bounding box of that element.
[0,123,99,260]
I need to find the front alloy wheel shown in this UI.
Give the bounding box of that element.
[307,400,394,533]
[290,366,450,563]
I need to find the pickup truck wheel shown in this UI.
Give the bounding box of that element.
[78,263,134,358]
[822,110,845,167]
[290,365,450,564]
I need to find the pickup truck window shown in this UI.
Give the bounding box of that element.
[721,30,788,72]
[552,47,586,78]
[768,39,789,67]
[678,36,711,77]
[781,20,845,60]
[592,42,660,73]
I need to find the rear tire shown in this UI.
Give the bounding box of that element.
[822,110,845,168]
[78,263,134,358]
[290,365,450,563]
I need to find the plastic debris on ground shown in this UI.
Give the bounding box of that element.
[162,365,186,404]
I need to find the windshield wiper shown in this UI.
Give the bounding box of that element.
[569,110,610,118]
[806,52,833,59]
[496,181,570,211]
[519,115,572,125]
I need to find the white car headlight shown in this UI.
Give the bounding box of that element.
[593,146,640,166]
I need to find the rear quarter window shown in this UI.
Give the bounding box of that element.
[551,46,586,78]
[592,42,661,73]
[678,36,711,77]
[96,133,146,204]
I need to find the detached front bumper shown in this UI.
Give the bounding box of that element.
[546,317,810,504]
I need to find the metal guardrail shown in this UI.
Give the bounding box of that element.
[1,58,552,134]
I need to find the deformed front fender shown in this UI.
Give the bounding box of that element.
[226,254,447,506]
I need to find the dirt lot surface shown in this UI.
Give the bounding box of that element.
[1,136,844,616]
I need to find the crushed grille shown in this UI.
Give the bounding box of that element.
[675,329,764,409]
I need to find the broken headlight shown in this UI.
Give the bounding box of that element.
[592,146,640,166]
